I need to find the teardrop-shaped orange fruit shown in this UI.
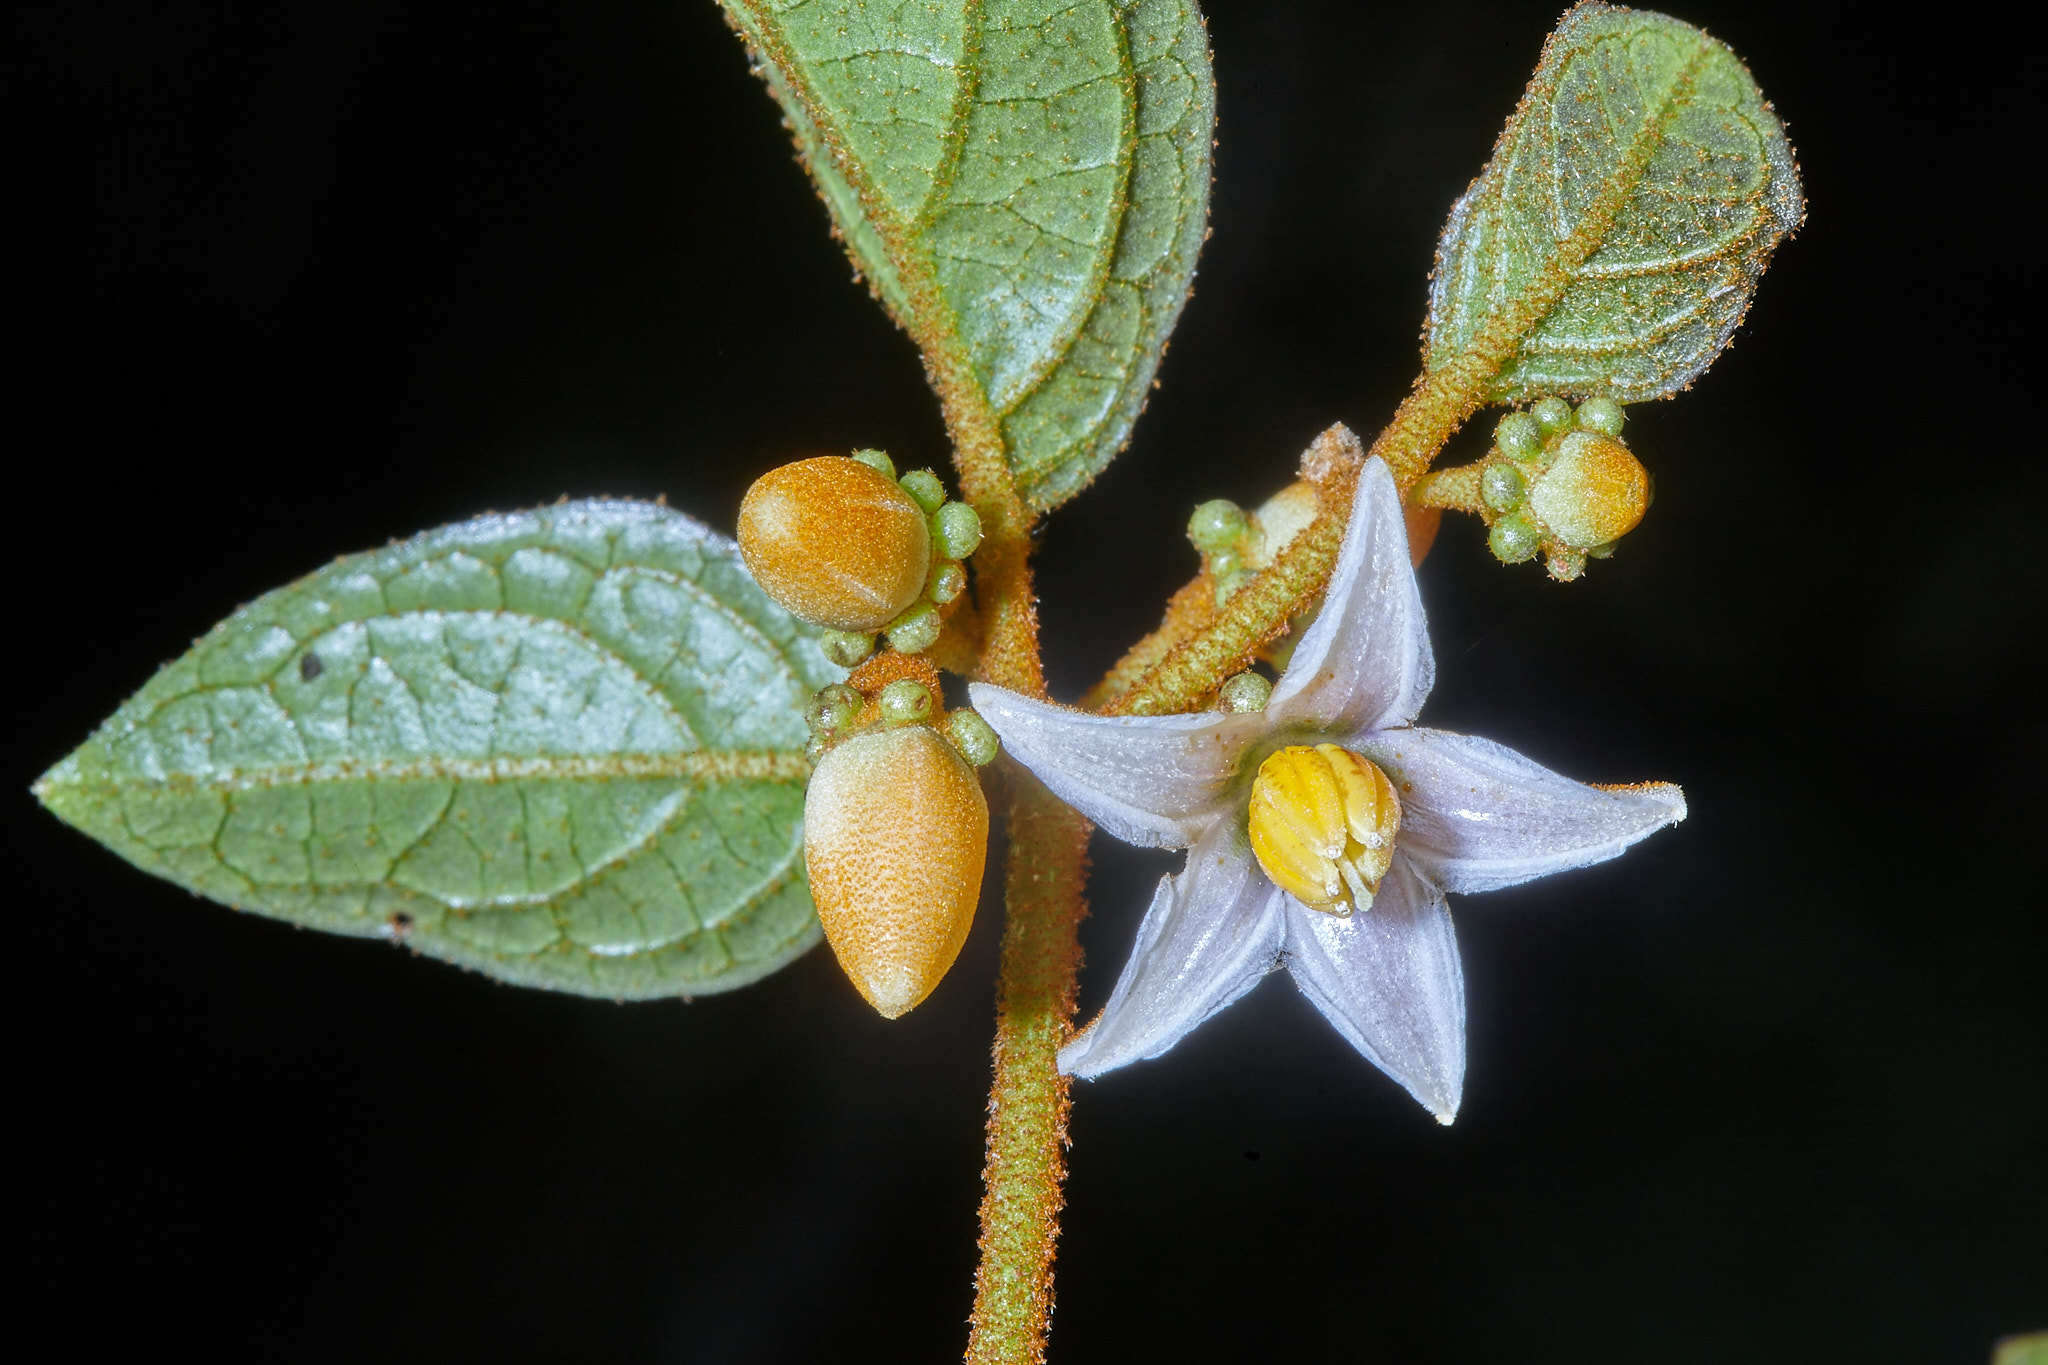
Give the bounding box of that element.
[803,727,988,1018]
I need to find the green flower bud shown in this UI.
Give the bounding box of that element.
[878,678,935,726]
[1208,546,1244,580]
[1213,567,1253,606]
[850,448,896,478]
[1586,541,1617,560]
[1216,672,1272,713]
[1574,396,1625,437]
[1488,514,1542,564]
[927,559,967,605]
[945,709,1001,767]
[804,733,828,764]
[820,630,876,668]
[1495,412,1544,462]
[1546,548,1588,582]
[1481,462,1528,514]
[1187,499,1248,552]
[807,683,862,735]
[899,468,946,513]
[886,602,942,654]
[934,501,983,560]
[1531,397,1573,433]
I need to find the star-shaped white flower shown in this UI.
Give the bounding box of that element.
[968,457,1685,1122]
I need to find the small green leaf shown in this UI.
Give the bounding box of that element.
[1426,2,1803,402]
[722,0,1215,511]
[35,501,841,999]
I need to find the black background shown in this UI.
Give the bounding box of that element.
[12,1,2044,1361]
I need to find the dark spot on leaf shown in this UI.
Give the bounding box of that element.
[300,652,324,681]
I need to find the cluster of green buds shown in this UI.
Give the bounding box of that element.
[798,660,1000,1019]
[802,669,1000,771]
[1187,497,1254,605]
[737,449,982,665]
[1477,397,1651,582]
[1186,480,1326,670]
[1186,480,1320,608]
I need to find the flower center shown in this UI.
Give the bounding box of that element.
[1248,744,1400,915]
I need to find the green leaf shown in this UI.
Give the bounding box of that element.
[1993,1335,2048,1365]
[1425,1,1803,402]
[35,500,841,1000]
[722,0,1215,511]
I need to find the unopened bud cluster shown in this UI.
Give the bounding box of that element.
[802,673,999,771]
[738,450,982,665]
[1186,477,1321,608]
[1478,398,1649,582]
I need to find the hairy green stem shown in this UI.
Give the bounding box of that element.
[922,254,1087,1365]
[967,775,1089,1365]
[1111,354,1512,716]
[1409,462,1486,514]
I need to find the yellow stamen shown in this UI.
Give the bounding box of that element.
[1248,745,1400,915]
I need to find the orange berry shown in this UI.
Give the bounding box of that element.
[804,726,988,1018]
[738,456,931,631]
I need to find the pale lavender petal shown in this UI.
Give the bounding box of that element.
[1282,859,1465,1123]
[1060,822,1287,1079]
[1267,458,1435,734]
[967,682,1263,849]
[1360,727,1687,894]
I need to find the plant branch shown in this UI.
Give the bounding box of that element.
[1080,574,1219,711]
[1409,462,1486,513]
[1108,424,1365,717]
[913,228,1087,1365]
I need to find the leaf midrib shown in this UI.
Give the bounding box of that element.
[730,0,1135,425]
[1457,28,1717,377]
[38,749,812,800]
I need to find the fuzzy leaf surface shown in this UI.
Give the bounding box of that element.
[36,500,838,999]
[722,0,1215,511]
[1426,1,1803,401]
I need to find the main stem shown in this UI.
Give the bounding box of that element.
[934,358,1089,1365]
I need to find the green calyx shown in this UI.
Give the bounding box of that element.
[899,468,947,514]
[1495,411,1544,462]
[1188,496,1259,606]
[1481,462,1528,513]
[927,560,967,606]
[807,683,863,735]
[851,448,896,478]
[1546,547,1589,582]
[935,502,983,560]
[1488,515,1542,564]
[1216,672,1272,714]
[878,678,936,727]
[945,709,1001,767]
[1188,499,1248,552]
[887,602,942,654]
[820,630,877,668]
[1574,397,1625,437]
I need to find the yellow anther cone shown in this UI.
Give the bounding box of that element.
[1248,745,1400,915]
